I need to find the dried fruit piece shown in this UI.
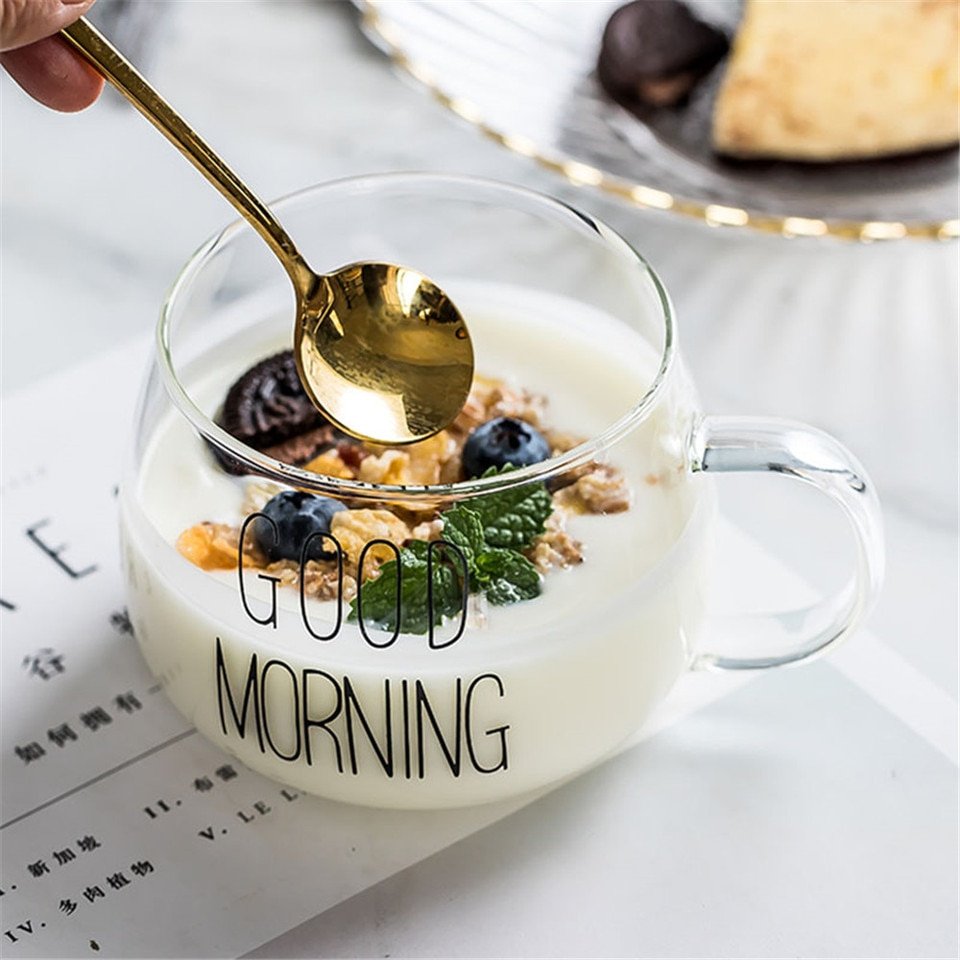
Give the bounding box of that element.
[176,523,241,571]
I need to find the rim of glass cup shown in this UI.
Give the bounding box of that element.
[157,172,677,503]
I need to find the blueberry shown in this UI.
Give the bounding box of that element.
[254,490,346,562]
[461,417,552,478]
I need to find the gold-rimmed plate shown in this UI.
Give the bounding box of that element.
[359,0,959,242]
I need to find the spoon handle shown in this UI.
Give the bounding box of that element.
[60,17,313,291]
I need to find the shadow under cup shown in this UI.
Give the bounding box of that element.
[119,175,725,808]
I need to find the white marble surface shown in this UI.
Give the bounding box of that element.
[2,2,957,957]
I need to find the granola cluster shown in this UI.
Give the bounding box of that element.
[175,519,358,602]
[178,375,632,604]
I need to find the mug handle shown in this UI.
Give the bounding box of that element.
[688,416,885,671]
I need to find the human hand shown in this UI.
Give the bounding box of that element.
[1,0,103,110]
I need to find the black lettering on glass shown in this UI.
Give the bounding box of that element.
[401,678,412,780]
[465,673,510,774]
[356,539,401,648]
[427,539,469,649]
[415,678,462,779]
[259,659,302,762]
[299,532,343,641]
[343,677,393,777]
[215,638,264,752]
[301,669,343,772]
[238,513,279,628]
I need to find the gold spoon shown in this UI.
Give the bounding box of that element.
[60,17,474,445]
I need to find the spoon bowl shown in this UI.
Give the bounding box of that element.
[296,262,473,444]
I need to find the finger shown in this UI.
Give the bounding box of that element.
[1,34,103,111]
[1,0,96,52]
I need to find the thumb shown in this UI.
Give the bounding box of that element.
[1,0,97,53]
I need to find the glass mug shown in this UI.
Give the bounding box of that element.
[119,174,884,809]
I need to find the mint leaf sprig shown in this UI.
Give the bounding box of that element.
[350,547,463,636]
[348,468,552,635]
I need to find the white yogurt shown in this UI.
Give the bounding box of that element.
[120,284,714,808]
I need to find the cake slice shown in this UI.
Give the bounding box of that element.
[712,0,960,161]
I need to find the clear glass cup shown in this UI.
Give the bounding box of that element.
[119,174,884,809]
